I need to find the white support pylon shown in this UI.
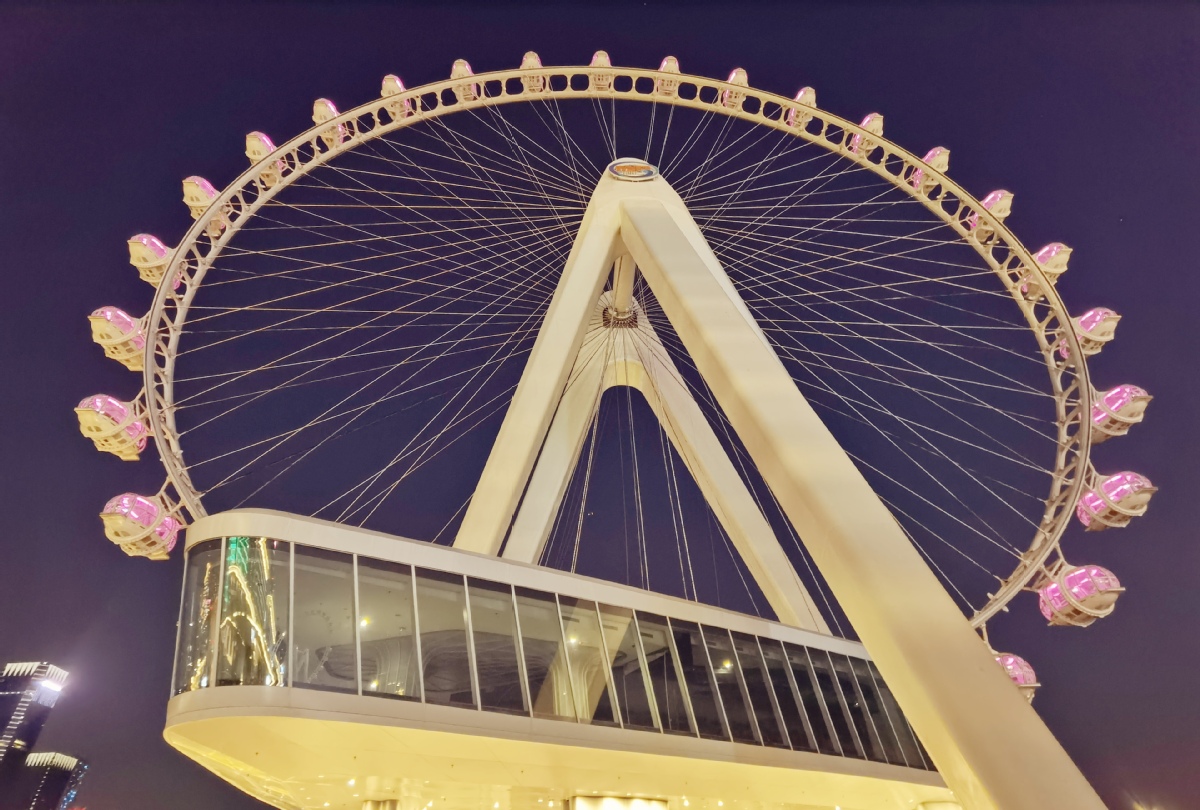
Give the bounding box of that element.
[457,159,1108,810]
[501,290,829,633]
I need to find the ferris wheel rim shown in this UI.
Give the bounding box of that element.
[141,60,1095,629]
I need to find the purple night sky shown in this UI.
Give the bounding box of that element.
[0,3,1196,808]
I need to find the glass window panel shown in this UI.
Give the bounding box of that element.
[558,597,617,725]
[217,537,290,688]
[468,579,525,714]
[669,619,726,740]
[758,637,814,752]
[293,547,357,692]
[783,642,840,755]
[806,647,864,758]
[636,613,692,735]
[357,559,419,700]
[701,627,756,743]
[849,657,906,765]
[597,605,657,730]
[867,661,928,768]
[731,632,787,748]
[173,539,222,695]
[830,653,881,761]
[415,569,476,708]
[515,587,575,720]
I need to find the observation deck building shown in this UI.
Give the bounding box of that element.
[166,510,957,810]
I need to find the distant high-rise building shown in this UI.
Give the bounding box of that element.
[0,664,68,770]
[18,754,86,810]
[0,663,70,810]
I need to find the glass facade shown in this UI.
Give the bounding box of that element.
[174,537,934,771]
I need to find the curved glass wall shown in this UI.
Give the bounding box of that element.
[174,537,932,771]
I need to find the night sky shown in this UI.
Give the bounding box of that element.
[1,3,1196,809]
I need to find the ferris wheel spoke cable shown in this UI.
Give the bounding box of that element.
[178,326,542,423]
[389,113,585,245]
[181,234,560,343]
[326,268,560,523]
[178,226,571,388]
[680,124,828,219]
[643,309,1035,560]
[759,312,1052,472]
[721,246,1051,394]
[337,383,521,526]
[179,242,558,455]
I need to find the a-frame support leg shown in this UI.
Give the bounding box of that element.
[619,192,1106,810]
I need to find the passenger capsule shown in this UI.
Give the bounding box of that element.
[182,176,227,237]
[450,59,479,103]
[966,189,1013,231]
[127,234,171,287]
[312,99,347,149]
[1076,471,1156,530]
[88,306,146,371]
[182,176,217,217]
[995,653,1039,702]
[849,113,884,155]
[1038,565,1123,626]
[100,492,182,560]
[245,132,285,188]
[721,68,749,109]
[909,146,949,193]
[1092,384,1151,442]
[381,75,412,119]
[520,52,546,93]
[590,50,615,92]
[655,56,681,97]
[786,87,818,128]
[1034,242,1072,281]
[75,395,149,461]
[1057,307,1120,360]
[1017,242,1072,300]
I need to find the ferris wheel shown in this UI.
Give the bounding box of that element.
[78,52,1154,697]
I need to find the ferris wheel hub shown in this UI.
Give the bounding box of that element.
[607,158,658,181]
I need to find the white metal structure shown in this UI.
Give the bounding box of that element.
[79,53,1158,810]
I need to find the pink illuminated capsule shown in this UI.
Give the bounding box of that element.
[1057,307,1121,360]
[966,189,1013,230]
[1076,471,1156,530]
[849,113,884,154]
[126,234,172,287]
[182,176,218,217]
[99,492,181,560]
[75,394,149,461]
[245,131,286,189]
[182,176,227,237]
[1038,565,1123,626]
[381,74,412,119]
[1018,242,1072,299]
[1092,384,1151,442]
[655,56,681,96]
[590,50,615,92]
[312,99,348,148]
[1034,242,1072,281]
[786,87,817,128]
[909,146,949,192]
[449,60,479,103]
[995,653,1039,702]
[88,306,146,371]
[519,52,546,94]
[721,68,749,109]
